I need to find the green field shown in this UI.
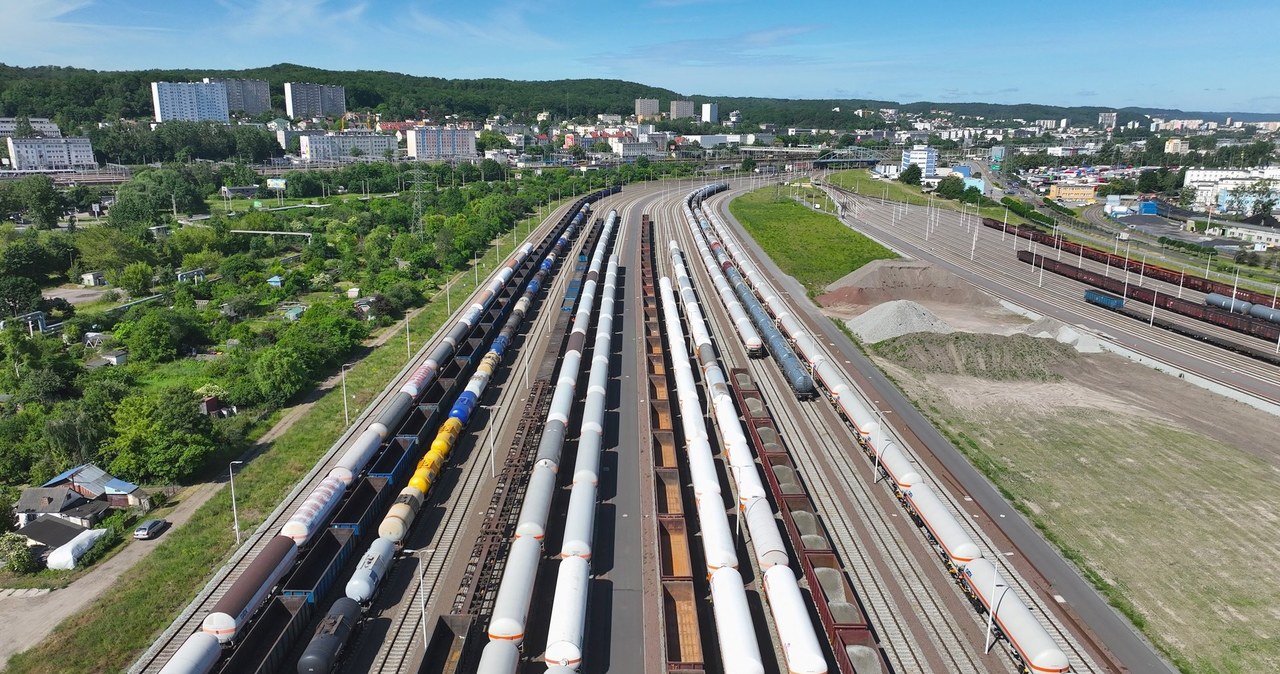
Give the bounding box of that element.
[874,333,1280,674]
[825,168,1032,225]
[728,186,897,294]
[1,221,545,674]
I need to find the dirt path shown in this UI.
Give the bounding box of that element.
[0,307,426,669]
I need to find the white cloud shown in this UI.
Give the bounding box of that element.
[407,2,565,53]
[0,0,173,65]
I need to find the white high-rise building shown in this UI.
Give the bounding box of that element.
[204,78,271,115]
[6,137,96,170]
[151,81,230,123]
[635,98,659,118]
[1098,111,1118,129]
[670,100,696,120]
[405,126,477,160]
[701,103,719,124]
[298,131,396,162]
[900,145,938,177]
[284,82,347,119]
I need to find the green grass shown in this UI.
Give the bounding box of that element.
[826,169,1032,225]
[728,186,897,294]
[1,217,546,674]
[879,355,1280,674]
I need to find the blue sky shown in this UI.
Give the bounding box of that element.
[2,0,1276,113]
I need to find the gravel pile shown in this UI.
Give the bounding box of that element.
[846,300,954,344]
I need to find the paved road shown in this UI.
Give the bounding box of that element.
[709,183,1179,674]
[0,482,216,669]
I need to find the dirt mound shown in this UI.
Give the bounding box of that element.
[846,300,954,344]
[818,259,997,309]
[871,331,1078,381]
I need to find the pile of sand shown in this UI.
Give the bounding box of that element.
[818,259,998,310]
[1021,316,1103,353]
[845,300,954,344]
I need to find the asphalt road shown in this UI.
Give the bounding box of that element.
[708,183,1180,674]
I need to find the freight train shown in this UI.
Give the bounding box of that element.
[1017,250,1280,348]
[982,216,1280,311]
[477,210,621,673]
[665,241,828,674]
[154,190,619,674]
[1083,289,1280,367]
[688,185,1071,674]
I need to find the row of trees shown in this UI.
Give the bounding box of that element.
[87,121,281,165]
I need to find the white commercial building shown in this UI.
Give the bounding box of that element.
[204,78,271,115]
[701,102,719,124]
[284,82,347,119]
[635,98,659,118]
[679,133,773,148]
[298,131,396,162]
[607,138,659,158]
[670,100,696,120]
[151,81,230,122]
[405,126,477,160]
[6,136,96,170]
[900,145,938,177]
[0,117,61,138]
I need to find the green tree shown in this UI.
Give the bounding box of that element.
[11,116,35,139]
[899,163,922,186]
[115,261,154,298]
[0,276,41,317]
[101,387,216,483]
[741,156,756,173]
[16,175,64,229]
[933,174,965,199]
[0,532,39,574]
[253,345,308,406]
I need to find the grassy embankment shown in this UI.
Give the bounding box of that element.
[825,168,1031,224]
[871,332,1280,674]
[728,186,896,295]
[2,201,570,674]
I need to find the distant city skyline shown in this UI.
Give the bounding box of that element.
[2,0,1276,114]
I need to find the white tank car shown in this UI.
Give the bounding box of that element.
[961,558,1071,673]
[902,483,982,567]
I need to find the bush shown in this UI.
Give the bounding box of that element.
[0,531,40,574]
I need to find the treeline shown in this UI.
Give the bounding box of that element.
[1004,140,1275,173]
[87,121,281,165]
[1001,196,1057,227]
[6,62,1266,132]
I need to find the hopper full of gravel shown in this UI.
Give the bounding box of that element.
[846,299,954,344]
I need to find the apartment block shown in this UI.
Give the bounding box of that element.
[151,81,230,122]
[204,78,271,115]
[6,136,96,170]
[670,100,696,120]
[634,98,659,118]
[298,131,395,162]
[0,117,62,138]
[284,82,347,119]
[405,126,477,160]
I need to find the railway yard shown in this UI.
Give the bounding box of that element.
[123,175,1280,674]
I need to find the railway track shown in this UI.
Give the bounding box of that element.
[130,199,584,674]
[654,193,996,673]
[824,186,1280,403]
[701,184,1107,672]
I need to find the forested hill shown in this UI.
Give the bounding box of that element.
[0,62,1273,129]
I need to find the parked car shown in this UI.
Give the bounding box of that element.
[133,519,167,540]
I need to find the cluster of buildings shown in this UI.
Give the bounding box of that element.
[634,97,727,125]
[1,116,97,171]
[1183,167,1280,213]
[11,464,145,554]
[150,79,346,122]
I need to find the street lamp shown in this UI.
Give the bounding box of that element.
[341,363,355,426]
[403,547,436,653]
[229,460,244,546]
